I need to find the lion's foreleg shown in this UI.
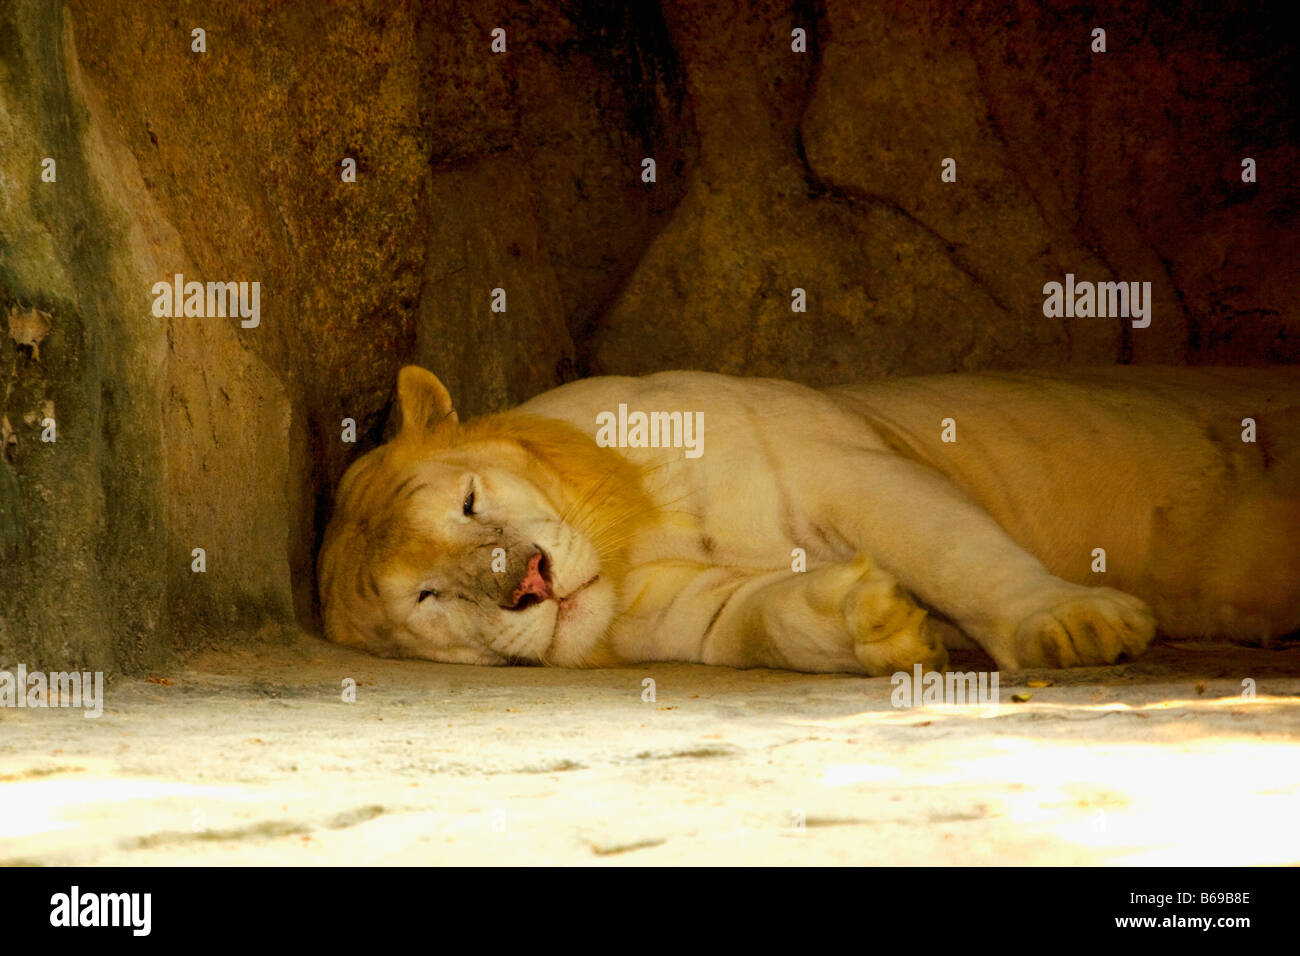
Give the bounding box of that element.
[612,556,945,675]
[815,450,1156,669]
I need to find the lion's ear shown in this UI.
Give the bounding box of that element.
[396,365,458,437]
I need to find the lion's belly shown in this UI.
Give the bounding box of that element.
[831,367,1300,637]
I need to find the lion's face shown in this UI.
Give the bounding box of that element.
[318,367,635,667]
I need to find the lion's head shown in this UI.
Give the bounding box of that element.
[318,366,652,666]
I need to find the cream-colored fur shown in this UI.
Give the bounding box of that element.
[319,365,1300,675]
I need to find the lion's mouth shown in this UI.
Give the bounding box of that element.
[557,575,600,616]
[539,574,603,662]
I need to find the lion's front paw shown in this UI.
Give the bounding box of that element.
[1004,586,1156,669]
[842,556,948,676]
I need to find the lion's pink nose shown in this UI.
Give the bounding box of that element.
[508,552,553,608]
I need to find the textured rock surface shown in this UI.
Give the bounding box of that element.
[2,0,691,668]
[594,0,1115,378]
[1,5,170,672]
[595,0,1298,377]
[1,0,1294,670]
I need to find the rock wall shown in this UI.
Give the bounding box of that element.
[2,0,1294,671]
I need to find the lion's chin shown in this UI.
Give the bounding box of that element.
[545,576,618,667]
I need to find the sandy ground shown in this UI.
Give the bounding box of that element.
[2,633,1299,865]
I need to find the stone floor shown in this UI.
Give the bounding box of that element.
[2,634,1298,865]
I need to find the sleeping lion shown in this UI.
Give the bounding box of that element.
[318,365,1300,675]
